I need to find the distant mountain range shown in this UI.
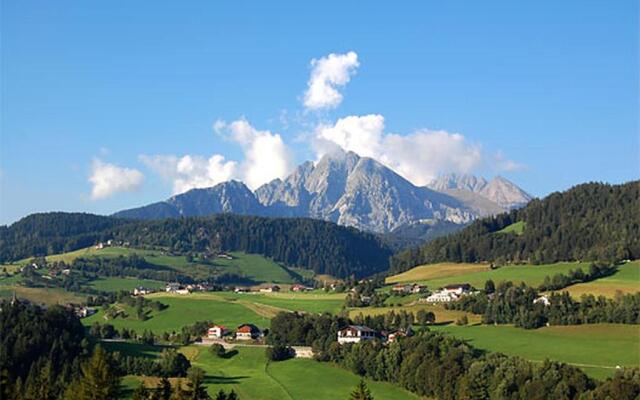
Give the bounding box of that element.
[114,151,532,235]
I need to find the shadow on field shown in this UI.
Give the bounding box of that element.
[204,375,249,385]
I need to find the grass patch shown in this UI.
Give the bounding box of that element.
[83,295,270,334]
[0,286,85,305]
[348,303,482,325]
[389,262,594,290]
[123,346,418,400]
[386,262,489,284]
[496,221,525,235]
[216,291,346,314]
[89,277,166,292]
[212,252,294,284]
[431,323,640,380]
[562,261,639,298]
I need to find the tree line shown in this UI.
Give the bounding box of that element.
[1,212,393,278]
[391,181,640,273]
[446,280,640,329]
[268,311,640,400]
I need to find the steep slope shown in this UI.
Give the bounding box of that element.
[114,181,266,220]
[391,181,640,273]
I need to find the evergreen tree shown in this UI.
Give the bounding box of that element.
[64,346,120,400]
[350,380,374,400]
[185,367,210,400]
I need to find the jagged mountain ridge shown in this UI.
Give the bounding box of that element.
[427,173,532,209]
[115,152,531,233]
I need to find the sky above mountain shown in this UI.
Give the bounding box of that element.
[1,1,638,225]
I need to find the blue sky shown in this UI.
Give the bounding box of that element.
[1,1,638,225]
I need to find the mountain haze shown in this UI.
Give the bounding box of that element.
[115,152,531,234]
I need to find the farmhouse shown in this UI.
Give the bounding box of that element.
[208,325,228,339]
[533,295,551,306]
[392,283,427,294]
[387,327,414,343]
[337,325,377,344]
[133,286,154,296]
[166,283,189,294]
[234,286,251,293]
[260,285,280,293]
[291,284,313,292]
[236,324,262,340]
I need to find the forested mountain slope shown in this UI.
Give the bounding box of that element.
[391,181,640,273]
[0,213,392,278]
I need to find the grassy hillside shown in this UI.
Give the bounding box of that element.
[496,220,525,235]
[561,261,640,298]
[431,324,640,380]
[121,346,418,400]
[83,295,271,333]
[348,303,482,325]
[83,291,346,334]
[386,261,593,289]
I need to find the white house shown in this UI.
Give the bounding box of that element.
[208,325,228,339]
[133,286,153,296]
[337,325,377,344]
[423,291,459,303]
[533,295,551,306]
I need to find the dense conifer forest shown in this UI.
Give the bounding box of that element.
[391,181,639,273]
[0,213,392,278]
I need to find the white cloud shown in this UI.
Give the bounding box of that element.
[89,159,144,200]
[314,114,519,186]
[139,154,237,195]
[224,119,294,189]
[141,118,293,194]
[303,51,359,110]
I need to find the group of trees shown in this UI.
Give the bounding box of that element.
[446,281,640,329]
[391,182,639,272]
[329,334,639,400]
[129,367,235,400]
[1,212,393,278]
[537,263,616,292]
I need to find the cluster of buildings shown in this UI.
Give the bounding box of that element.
[336,325,413,344]
[421,283,472,303]
[163,282,212,295]
[391,283,427,295]
[207,323,263,341]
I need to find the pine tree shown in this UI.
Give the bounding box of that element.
[133,382,150,400]
[350,380,374,400]
[65,346,120,400]
[185,367,210,400]
[156,376,173,400]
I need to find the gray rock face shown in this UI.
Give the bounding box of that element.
[427,173,532,210]
[115,152,532,233]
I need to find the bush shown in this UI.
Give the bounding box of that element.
[209,343,226,358]
[266,345,293,361]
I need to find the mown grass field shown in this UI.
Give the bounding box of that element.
[431,323,640,380]
[561,261,640,298]
[348,303,482,325]
[496,221,525,235]
[216,291,346,314]
[83,295,271,333]
[8,246,296,284]
[0,285,85,305]
[388,261,594,290]
[89,277,167,292]
[121,346,418,400]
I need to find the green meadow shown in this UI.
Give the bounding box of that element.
[121,346,418,400]
[388,261,594,290]
[431,323,640,380]
[562,261,640,298]
[88,277,166,292]
[83,295,271,333]
[496,221,525,235]
[216,291,346,314]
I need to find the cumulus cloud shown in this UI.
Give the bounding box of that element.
[303,51,359,110]
[139,154,237,195]
[89,159,144,200]
[220,118,294,189]
[314,114,514,186]
[141,119,293,194]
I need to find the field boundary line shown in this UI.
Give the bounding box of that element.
[264,361,294,400]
